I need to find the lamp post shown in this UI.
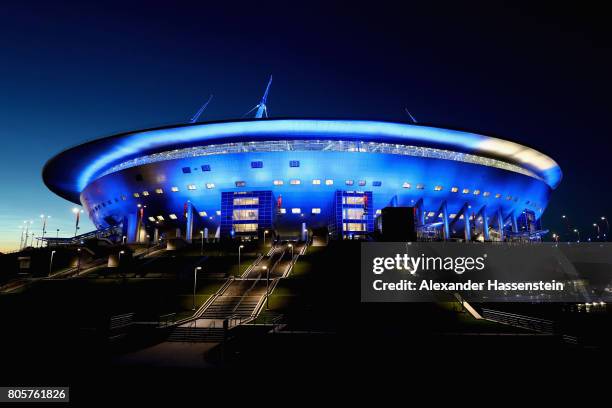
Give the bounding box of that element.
[193,266,202,310]
[552,233,559,243]
[573,229,580,243]
[263,265,270,310]
[602,217,609,241]
[122,235,127,245]
[238,244,244,275]
[76,248,82,273]
[40,214,51,246]
[72,207,83,237]
[593,223,601,241]
[288,243,293,258]
[200,230,204,255]
[263,230,269,247]
[118,250,125,265]
[19,224,25,250]
[49,250,56,277]
[56,229,60,238]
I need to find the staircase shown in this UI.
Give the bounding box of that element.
[167,326,226,343]
[200,296,261,319]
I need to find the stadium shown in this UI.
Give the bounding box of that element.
[42,114,561,244]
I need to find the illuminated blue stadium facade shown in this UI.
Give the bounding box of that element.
[43,119,561,243]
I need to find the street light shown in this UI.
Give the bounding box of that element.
[49,250,56,277]
[238,244,244,275]
[122,235,127,245]
[263,230,269,247]
[593,223,601,240]
[40,214,50,246]
[288,243,293,258]
[76,248,82,273]
[552,233,559,243]
[72,207,83,237]
[263,265,270,310]
[193,266,202,310]
[200,230,204,255]
[573,229,580,243]
[602,217,609,241]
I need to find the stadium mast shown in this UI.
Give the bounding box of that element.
[243,75,273,118]
[404,107,418,124]
[190,94,213,123]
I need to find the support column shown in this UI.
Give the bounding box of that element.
[415,198,425,226]
[185,201,194,243]
[175,228,182,238]
[204,227,209,242]
[464,210,472,242]
[437,201,450,241]
[153,227,159,243]
[126,213,138,243]
[301,222,308,242]
[479,205,490,241]
[497,209,504,241]
[511,211,518,233]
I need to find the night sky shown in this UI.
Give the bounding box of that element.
[1,1,611,251]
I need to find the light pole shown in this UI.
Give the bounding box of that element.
[56,228,60,239]
[76,248,82,273]
[118,250,125,265]
[263,230,269,247]
[573,229,580,243]
[19,224,25,250]
[238,244,244,275]
[49,250,56,276]
[602,217,609,241]
[552,233,559,243]
[72,207,83,237]
[40,214,50,246]
[24,220,33,248]
[193,266,202,310]
[593,223,601,241]
[122,235,127,245]
[200,230,204,255]
[263,265,270,310]
[288,243,293,258]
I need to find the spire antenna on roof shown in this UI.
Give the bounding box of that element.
[243,75,273,118]
[190,94,213,123]
[404,108,418,124]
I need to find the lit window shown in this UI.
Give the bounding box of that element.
[187,184,197,190]
[199,211,207,217]
[312,179,321,185]
[311,208,321,214]
[376,209,382,215]
[201,164,211,172]
[473,190,480,195]
[449,214,456,219]
[155,188,163,194]
[289,160,300,167]
[483,191,491,197]
[182,167,191,174]
[462,188,470,194]
[216,210,221,216]
[343,196,365,205]
[273,180,284,186]
[171,186,179,192]
[345,180,354,186]
[233,209,258,221]
[451,187,459,193]
[427,211,436,217]
[234,223,258,232]
[234,197,259,206]
[291,208,301,214]
[434,185,443,191]
[343,208,364,219]
[206,183,215,189]
[235,181,246,187]
[141,191,149,196]
[325,179,334,185]
[403,182,411,189]
[251,161,263,168]
[359,180,366,186]
[279,208,286,214]
[416,184,424,190]
[133,192,140,198]
[148,217,155,222]
[290,179,301,185]
[344,223,365,232]
[372,181,382,187]
[156,215,165,221]
[495,193,501,198]
[169,214,177,220]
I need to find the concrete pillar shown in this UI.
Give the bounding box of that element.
[126,213,138,243]
[415,198,425,226]
[497,209,505,241]
[185,201,194,243]
[440,201,450,241]
[214,226,220,240]
[301,222,308,241]
[175,228,182,239]
[511,211,518,233]
[464,211,472,242]
[204,227,209,242]
[153,228,159,243]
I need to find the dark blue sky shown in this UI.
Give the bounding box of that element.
[1,1,611,250]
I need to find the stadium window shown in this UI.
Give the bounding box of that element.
[156,215,165,221]
[206,183,215,189]
[234,197,259,206]
[289,160,300,167]
[345,180,354,186]
[290,179,301,185]
[291,208,301,214]
[427,211,435,217]
[279,208,286,214]
[312,208,321,214]
[495,193,501,198]
[312,179,321,185]
[434,185,443,191]
[473,190,480,195]
[199,211,207,217]
[148,216,156,222]
[187,184,197,190]
[358,180,366,186]
[142,191,149,196]
[171,186,179,192]
[451,187,459,193]
[462,188,470,194]
[372,181,382,187]
[235,181,246,187]
[416,184,424,190]
[376,209,382,215]
[234,223,258,232]
[325,179,334,185]
[169,214,177,220]
[273,180,284,186]
[182,167,191,174]
[155,188,164,194]
[201,164,211,172]
[133,192,140,198]
[216,210,221,216]
[403,182,411,189]
[251,161,263,168]
[483,191,491,197]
